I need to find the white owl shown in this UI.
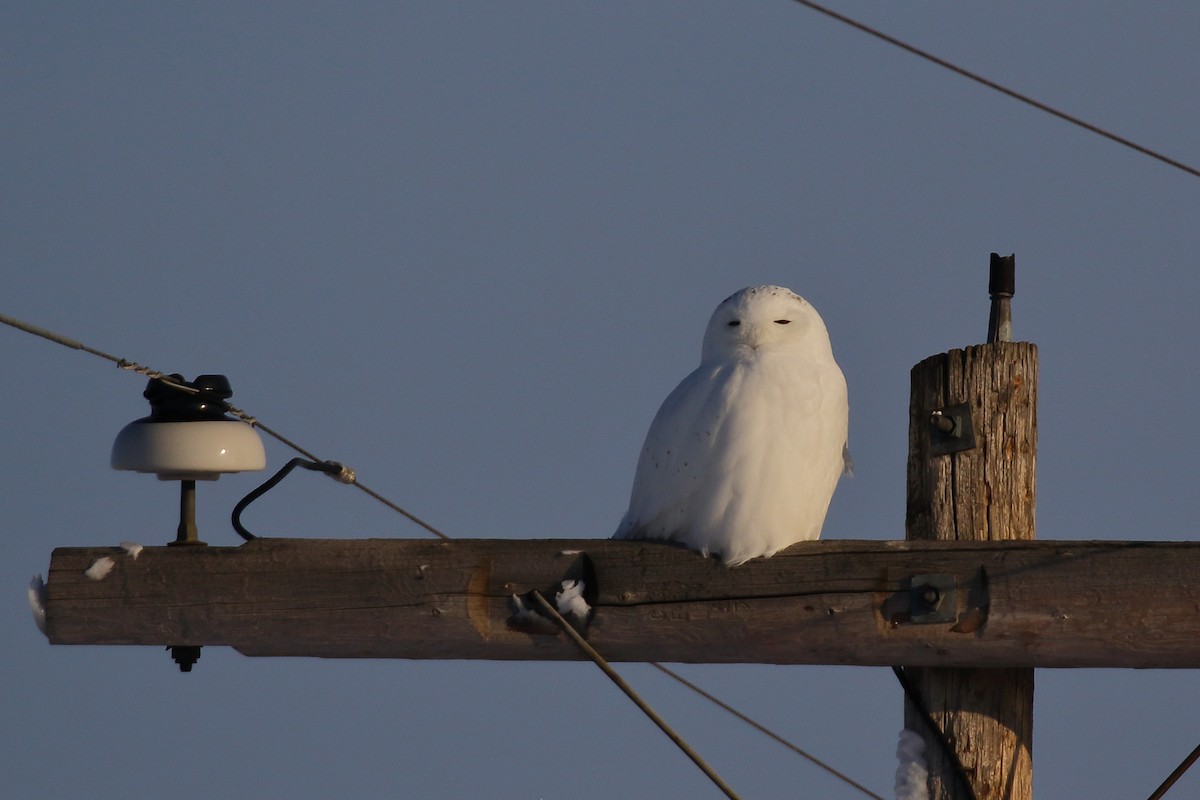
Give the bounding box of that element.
[614,285,849,565]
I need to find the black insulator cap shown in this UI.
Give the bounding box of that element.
[169,645,202,673]
[989,253,1015,297]
[143,374,234,422]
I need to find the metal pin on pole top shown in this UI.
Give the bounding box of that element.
[987,252,1015,343]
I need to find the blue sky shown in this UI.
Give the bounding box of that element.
[4,3,1199,798]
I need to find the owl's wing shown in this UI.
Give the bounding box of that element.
[614,362,733,544]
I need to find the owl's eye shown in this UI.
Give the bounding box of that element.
[774,319,791,325]
[727,320,741,327]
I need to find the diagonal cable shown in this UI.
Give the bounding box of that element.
[5,308,880,797]
[651,662,885,800]
[1146,742,1200,800]
[892,666,979,800]
[0,311,450,540]
[529,590,742,800]
[789,0,1200,180]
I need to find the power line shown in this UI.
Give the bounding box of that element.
[1146,742,1200,800]
[892,666,979,800]
[650,662,886,800]
[0,311,450,541]
[529,590,743,800]
[789,0,1200,180]
[3,308,881,797]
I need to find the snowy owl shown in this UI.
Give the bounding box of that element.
[614,285,849,565]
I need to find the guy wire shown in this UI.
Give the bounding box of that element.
[529,590,742,800]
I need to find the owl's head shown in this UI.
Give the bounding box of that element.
[701,285,833,362]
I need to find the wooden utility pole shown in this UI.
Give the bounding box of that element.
[903,253,1034,800]
[39,253,1200,798]
[44,537,1200,667]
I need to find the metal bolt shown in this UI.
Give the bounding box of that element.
[931,411,957,435]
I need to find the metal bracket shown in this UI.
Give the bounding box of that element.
[907,573,957,624]
[929,403,976,456]
[884,568,991,632]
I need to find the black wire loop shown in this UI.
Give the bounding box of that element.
[231,457,351,541]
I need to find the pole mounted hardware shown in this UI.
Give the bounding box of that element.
[906,574,957,624]
[929,404,976,456]
[110,373,266,670]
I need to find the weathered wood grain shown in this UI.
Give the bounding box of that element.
[44,536,1200,668]
[906,341,1037,800]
